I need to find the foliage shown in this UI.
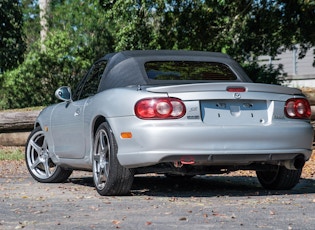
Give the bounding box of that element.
[0,0,26,72]
[243,62,285,85]
[101,0,314,80]
[22,0,40,50]
[0,0,314,109]
[49,0,114,61]
[1,0,114,109]
[0,31,91,109]
[101,0,314,60]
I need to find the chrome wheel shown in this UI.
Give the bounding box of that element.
[26,129,57,179]
[25,127,72,183]
[92,122,134,196]
[93,128,110,190]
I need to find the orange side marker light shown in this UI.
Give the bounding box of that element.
[121,132,132,139]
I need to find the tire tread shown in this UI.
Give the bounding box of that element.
[256,166,302,190]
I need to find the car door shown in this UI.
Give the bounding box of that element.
[50,60,107,159]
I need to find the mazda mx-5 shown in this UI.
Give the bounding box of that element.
[25,50,313,195]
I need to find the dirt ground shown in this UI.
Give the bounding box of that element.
[1,147,314,179]
[1,148,315,229]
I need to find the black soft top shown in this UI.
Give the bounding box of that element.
[98,50,251,92]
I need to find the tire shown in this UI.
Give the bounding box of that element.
[256,166,302,190]
[93,122,134,196]
[25,126,72,183]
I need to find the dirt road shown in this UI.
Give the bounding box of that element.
[1,159,315,229]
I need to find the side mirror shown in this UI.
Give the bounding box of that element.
[55,86,73,102]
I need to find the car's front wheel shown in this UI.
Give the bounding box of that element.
[25,126,72,183]
[93,122,134,196]
[256,166,302,190]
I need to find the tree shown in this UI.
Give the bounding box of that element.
[45,0,114,61]
[235,0,315,60]
[39,0,51,51]
[1,0,314,109]
[22,0,41,51]
[100,0,155,51]
[0,31,92,109]
[0,0,26,73]
[278,0,315,58]
[101,0,314,80]
[0,0,114,109]
[100,0,314,56]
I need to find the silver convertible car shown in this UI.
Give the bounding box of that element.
[25,50,313,195]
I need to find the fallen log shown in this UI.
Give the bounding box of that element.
[0,92,315,146]
[0,110,41,132]
[0,132,30,146]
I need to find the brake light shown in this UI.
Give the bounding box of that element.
[135,98,186,119]
[284,98,311,119]
[226,86,246,92]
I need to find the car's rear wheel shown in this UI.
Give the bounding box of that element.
[25,126,72,183]
[93,122,134,196]
[256,166,302,190]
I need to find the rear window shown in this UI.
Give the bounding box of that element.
[145,61,237,81]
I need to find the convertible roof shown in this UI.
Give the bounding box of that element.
[98,50,250,92]
[101,50,231,59]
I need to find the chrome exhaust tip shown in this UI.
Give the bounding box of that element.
[284,155,305,170]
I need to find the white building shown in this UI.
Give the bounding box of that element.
[258,46,315,88]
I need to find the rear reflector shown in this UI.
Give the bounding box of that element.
[226,86,246,92]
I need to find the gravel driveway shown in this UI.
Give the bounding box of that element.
[1,160,315,230]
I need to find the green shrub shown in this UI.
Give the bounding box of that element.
[243,62,285,85]
[0,31,91,109]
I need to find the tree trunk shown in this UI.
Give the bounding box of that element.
[39,0,50,51]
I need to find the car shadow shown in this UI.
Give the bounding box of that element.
[131,175,315,197]
[68,173,315,197]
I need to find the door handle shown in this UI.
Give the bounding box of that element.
[74,108,81,116]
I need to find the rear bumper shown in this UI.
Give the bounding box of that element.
[108,117,313,168]
[118,149,312,169]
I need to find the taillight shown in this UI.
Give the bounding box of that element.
[284,98,311,119]
[135,98,186,119]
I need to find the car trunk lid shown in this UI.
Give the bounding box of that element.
[146,82,302,95]
[146,83,304,125]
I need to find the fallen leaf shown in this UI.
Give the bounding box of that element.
[169,197,177,202]
[112,220,120,225]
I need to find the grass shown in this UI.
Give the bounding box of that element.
[0,147,24,161]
